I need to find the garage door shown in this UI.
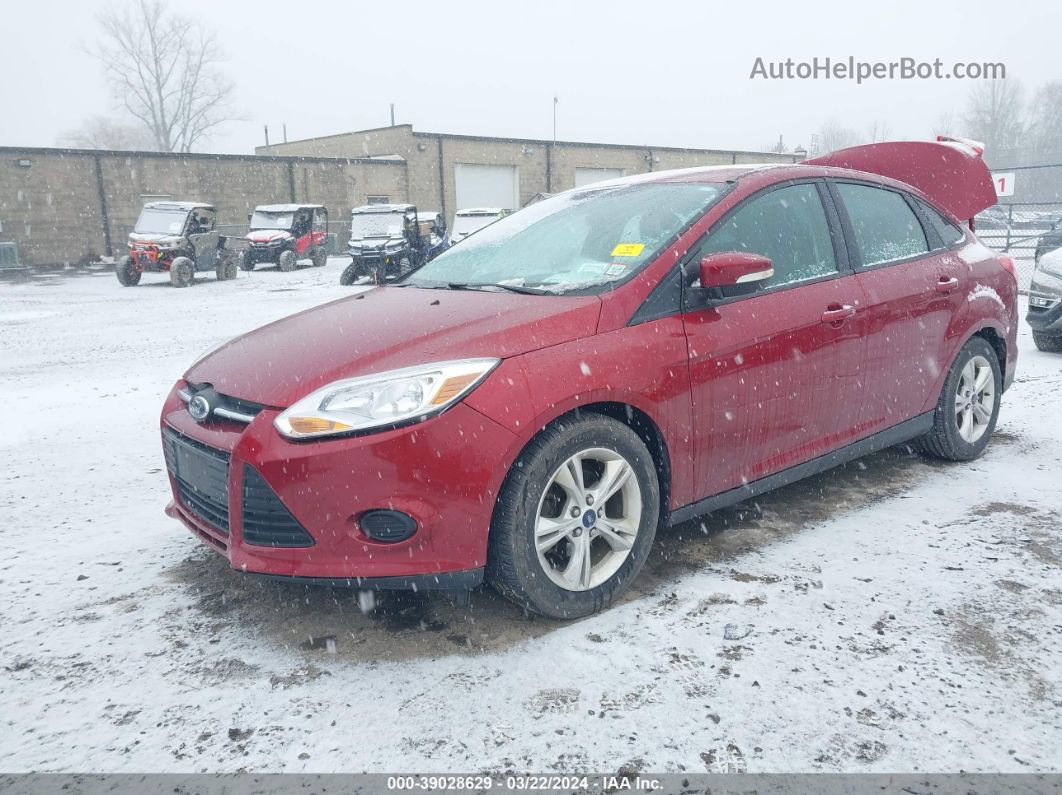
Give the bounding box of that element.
[454,164,518,212]
[574,167,624,188]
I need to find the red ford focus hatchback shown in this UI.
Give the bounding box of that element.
[162,139,1017,618]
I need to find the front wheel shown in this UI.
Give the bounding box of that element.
[238,250,255,271]
[169,256,194,288]
[115,255,140,286]
[918,337,1002,461]
[312,248,328,268]
[487,414,660,619]
[278,249,297,272]
[339,261,361,286]
[1032,331,1062,353]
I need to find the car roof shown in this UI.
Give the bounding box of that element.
[572,162,942,201]
[351,203,415,214]
[143,201,215,211]
[254,203,325,212]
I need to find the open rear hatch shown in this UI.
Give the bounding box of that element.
[805,137,997,222]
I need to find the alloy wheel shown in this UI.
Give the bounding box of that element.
[534,448,642,591]
[955,354,995,444]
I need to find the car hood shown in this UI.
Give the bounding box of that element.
[247,229,292,244]
[129,233,183,246]
[349,237,402,248]
[185,286,602,407]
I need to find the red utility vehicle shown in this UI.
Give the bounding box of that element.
[162,139,1016,618]
[240,204,329,272]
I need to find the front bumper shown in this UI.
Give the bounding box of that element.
[1026,268,1062,333]
[246,244,284,264]
[160,384,516,586]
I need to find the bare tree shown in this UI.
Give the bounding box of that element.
[59,114,157,151]
[866,120,892,143]
[814,120,864,155]
[90,0,236,152]
[1026,80,1062,160]
[932,111,956,140]
[961,79,1025,157]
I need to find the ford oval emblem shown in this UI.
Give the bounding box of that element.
[188,394,211,422]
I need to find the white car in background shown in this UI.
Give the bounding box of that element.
[451,207,512,243]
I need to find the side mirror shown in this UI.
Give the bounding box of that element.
[698,252,774,289]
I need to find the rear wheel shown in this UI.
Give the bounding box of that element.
[1032,331,1062,353]
[238,250,255,271]
[278,249,297,272]
[487,414,660,619]
[918,337,1001,461]
[216,253,237,281]
[115,255,140,286]
[169,256,194,288]
[312,247,328,268]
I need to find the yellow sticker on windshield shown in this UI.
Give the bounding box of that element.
[611,243,645,257]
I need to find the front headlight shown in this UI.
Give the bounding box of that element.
[274,358,500,439]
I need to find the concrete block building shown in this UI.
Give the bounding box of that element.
[258,124,801,224]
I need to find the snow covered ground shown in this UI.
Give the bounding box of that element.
[1,261,1060,774]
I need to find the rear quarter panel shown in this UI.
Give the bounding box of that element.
[921,235,1018,412]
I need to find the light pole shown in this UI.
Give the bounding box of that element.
[553,95,558,145]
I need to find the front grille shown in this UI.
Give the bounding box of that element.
[162,427,230,534]
[241,466,315,548]
[180,384,266,425]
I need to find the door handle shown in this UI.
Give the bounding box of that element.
[821,304,856,325]
[936,276,960,293]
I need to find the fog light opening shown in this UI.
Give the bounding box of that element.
[359,510,418,543]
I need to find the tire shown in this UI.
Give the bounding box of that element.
[487,413,660,619]
[1032,331,1062,353]
[312,247,328,268]
[397,255,412,275]
[169,256,194,288]
[115,255,140,287]
[339,262,361,286]
[238,250,255,271]
[918,337,1002,462]
[215,253,237,281]
[278,249,297,272]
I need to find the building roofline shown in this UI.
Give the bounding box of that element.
[409,128,798,159]
[0,145,405,166]
[261,124,800,161]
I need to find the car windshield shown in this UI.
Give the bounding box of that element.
[351,212,405,239]
[452,214,499,238]
[134,208,188,235]
[250,211,293,230]
[404,182,724,293]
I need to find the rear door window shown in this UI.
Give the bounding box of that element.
[836,183,928,267]
[699,182,837,289]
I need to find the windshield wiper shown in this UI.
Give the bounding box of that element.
[446,282,549,295]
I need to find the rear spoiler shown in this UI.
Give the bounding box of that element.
[804,138,997,222]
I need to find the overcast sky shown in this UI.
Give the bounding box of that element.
[2,0,1059,155]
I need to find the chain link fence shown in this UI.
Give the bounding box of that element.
[975,163,1062,292]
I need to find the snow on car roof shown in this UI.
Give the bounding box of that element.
[456,207,507,215]
[351,203,415,214]
[254,204,324,212]
[574,164,780,191]
[143,201,215,211]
